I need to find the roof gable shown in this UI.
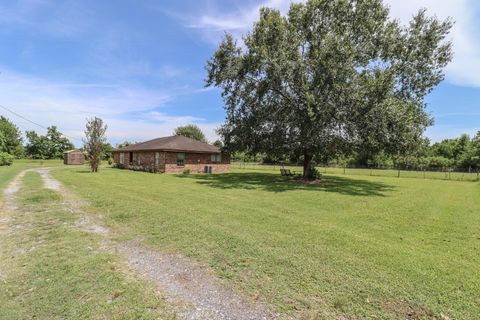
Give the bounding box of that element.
[115,135,220,153]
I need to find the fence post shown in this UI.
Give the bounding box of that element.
[343,165,346,175]
[397,169,400,178]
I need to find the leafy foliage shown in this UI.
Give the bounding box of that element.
[0,152,14,166]
[84,117,107,172]
[206,0,453,178]
[102,143,113,161]
[25,126,74,159]
[173,125,208,143]
[0,116,23,157]
[212,140,223,148]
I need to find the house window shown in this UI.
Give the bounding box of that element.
[119,153,124,164]
[176,153,185,167]
[211,154,222,163]
[155,152,160,166]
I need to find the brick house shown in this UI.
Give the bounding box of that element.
[112,135,230,173]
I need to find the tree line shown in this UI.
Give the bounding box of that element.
[0,115,75,162]
[0,116,222,167]
[0,115,109,168]
[252,133,480,172]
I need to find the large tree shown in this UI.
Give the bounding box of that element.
[206,0,453,178]
[84,117,107,172]
[25,126,74,159]
[0,116,23,157]
[173,125,208,143]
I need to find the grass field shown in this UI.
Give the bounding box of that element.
[46,165,480,319]
[0,160,61,190]
[233,162,480,182]
[0,167,176,319]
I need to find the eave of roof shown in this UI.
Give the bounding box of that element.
[112,135,221,153]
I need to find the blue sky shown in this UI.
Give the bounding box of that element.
[0,0,479,146]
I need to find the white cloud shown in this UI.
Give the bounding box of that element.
[183,0,296,44]
[0,68,220,146]
[187,0,480,88]
[385,0,480,87]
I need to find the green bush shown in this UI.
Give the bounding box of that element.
[183,168,190,175]
[0,152,14,166]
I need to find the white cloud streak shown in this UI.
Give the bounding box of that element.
[0,68,220,145]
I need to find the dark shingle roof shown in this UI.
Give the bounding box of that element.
[114,135,220,153]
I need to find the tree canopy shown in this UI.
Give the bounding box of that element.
[0,116,23,157]
[173,125,208,143]
[206,0,453,178]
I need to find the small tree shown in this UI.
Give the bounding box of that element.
[173,125,208,143]
[84,117,107,172]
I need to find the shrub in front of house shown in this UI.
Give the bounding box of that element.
[183,168,190,175]
[0,152,14,166]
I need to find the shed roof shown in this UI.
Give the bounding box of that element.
[114,135,221,153]
[63,149,83,154]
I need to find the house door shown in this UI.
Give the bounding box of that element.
[129,152,133,164]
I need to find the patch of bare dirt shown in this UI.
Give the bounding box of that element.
[75,216,109,235]
[3,169,30,210]
[382,299,440,319]
[118,242,280,320]
[36,168,62,191]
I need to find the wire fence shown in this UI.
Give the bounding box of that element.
[232,162,480,182]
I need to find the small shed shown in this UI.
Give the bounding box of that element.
[63,149,85,165]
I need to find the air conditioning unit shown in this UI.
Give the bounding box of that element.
[204,165,213,173]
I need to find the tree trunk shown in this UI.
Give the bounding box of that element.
[303,150,312,180]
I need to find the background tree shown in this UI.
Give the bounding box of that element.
[46,126,74,158]
[0,116,23,157]
[116,141,134,149]
[102,143,113,161]
[206,0,453,178]
[212,140,223,148]
[84,117,107,172]
[173,125,208,143]
[25,126,74,159]
[25,131,49,159]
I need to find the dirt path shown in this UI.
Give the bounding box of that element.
[2,168,280,320]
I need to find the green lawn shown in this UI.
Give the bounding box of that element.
[233,162,480,182]
[49,166,480,319]
[0,168,176,319]
[0,159,61,189]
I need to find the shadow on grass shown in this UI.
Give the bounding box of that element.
[178,172,395,196]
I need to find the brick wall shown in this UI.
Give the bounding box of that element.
[112,151,230,174]
[164,152,230,173]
